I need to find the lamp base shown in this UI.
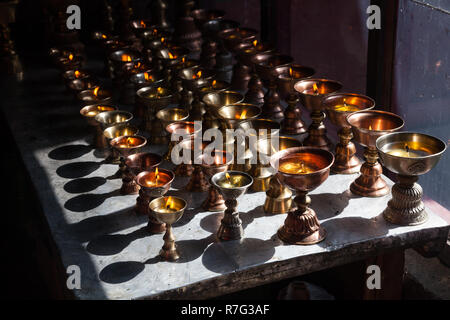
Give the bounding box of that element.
[277,225,326,245]
[331,129,361,174]
[383,175,428,225]
[217,199,244,241]
[277,192,326,245]
[350,147,389,197]
[159,225,179,261]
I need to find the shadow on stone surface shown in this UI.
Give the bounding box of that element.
[310,191,350,220]
[56,161,101,179]
[174,234,216,264]
[202,237,276,273]
[64,189,121,212]
[87,227,150,256]
[99,261,146,284]
[48,144,93,160]
[69,207,147,243]
[320,216,388,247]
[64,176,106,193]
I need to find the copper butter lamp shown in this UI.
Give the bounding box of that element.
[324,93,375,174]
[277,65,315,135]
[347,110,404,197]
[136,168,175,233]
[294,79,342,151]
[376,132,446,225]
[149,196,187,261]
[270,147,334,244]
[121,152,163,195]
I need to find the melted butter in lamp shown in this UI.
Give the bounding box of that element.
[144,168,166,187]
[218,172,245,188]
[146,87,167,99]
[279,160,316,174]
[386,143,431,158]
[333,99,360,112]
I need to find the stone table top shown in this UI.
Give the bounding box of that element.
[1,61,448,300]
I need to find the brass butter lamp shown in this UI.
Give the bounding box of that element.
[270,147,334,244]
[103,123,139,163]
[202,90,244,129]
[155,107,189,144]
[199,150,234,212]
[294,79,342,151]
[149,196,187,261]
[237,119,281,191]
[94,110,133,150]
[135,86,173,143]
[347,110,404,197]
[211,171,253,241]
[80,104,117,148]
[376,132,446,225]
[136,168,175,233]
[257,136,303,213]
[324,93,375,174]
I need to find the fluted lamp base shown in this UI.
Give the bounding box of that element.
[277,192,326,245]
[383,175,428,226]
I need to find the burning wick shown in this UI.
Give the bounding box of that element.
[212,80,217,87]
[144,72,152,81]
[126,137,133,147]
[140,20,146,28]
[312,83,319,95]
[289,67,293,79]
[101,34,107,39]
[404,143,410,156]
[68,54,74,61]
[192,70,202,79]
[343,98,347,107]
[155,167,160,185]
[121,54,132,62]
[93,86,100,97]
[225,172,231,182]
[161,37,165,43]
[164,196,177,212]
[157,87,164,97]
[253,40,258,47]
[237,109,248,119]
[182,57,186,63]
[168,52,175,59]
[74,70,81,78]
[369,125,373,130]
